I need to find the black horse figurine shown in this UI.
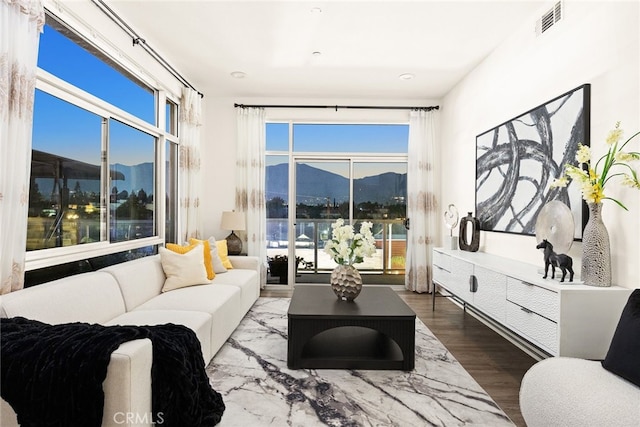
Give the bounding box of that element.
[536,239,574,282]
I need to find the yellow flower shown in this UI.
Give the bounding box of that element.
[616,151,640,162]
[621,175,640,189]
[565,165,588,183]
[561,121,639,211]
[575,144,591,164]
[582,182,604,204]
[606,121,623,145]
[549,176,568,188]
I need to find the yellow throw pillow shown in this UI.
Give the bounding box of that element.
[159,245,208,292]
[215,240,234,269]
[188,238,215,280]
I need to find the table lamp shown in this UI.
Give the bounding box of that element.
[221,211,246,255]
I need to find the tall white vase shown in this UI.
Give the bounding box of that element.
[581,203,611,287]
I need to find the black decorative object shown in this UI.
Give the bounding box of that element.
[535,239,574,282]
[458,212,480,252]
[476,84,590,238]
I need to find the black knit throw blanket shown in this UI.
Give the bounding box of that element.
[0,317,225,427]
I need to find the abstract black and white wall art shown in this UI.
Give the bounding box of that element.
[475,84,590,238]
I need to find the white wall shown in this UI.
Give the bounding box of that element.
[440,0,640,289]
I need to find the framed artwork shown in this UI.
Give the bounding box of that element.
[475,84,590,238]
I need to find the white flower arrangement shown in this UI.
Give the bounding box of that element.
[324,218,377,266]
[551,121,640,209]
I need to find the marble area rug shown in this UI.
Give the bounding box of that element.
[206,297,514,427]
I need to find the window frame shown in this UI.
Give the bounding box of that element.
[25,32,179,271]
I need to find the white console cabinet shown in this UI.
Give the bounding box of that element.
[432,248,632,359]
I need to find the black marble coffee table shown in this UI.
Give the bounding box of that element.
[287,285,416,370]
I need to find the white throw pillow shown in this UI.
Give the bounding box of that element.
[159,244,209,292]
[207,237,228,274]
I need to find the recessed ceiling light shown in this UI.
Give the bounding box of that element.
[230,71,247,79]
[310,7,322,14]
[398,73,415,80]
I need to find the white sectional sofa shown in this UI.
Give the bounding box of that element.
[0,254,260,427]
[519,357,640,427]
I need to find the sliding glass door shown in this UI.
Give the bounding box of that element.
[265,122,409,287]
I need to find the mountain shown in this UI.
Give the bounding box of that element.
[266,163,406,205]
[110,162,154,195]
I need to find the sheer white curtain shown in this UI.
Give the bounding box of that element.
[0,0,45,294]
[178,87,203,242]
[235,107,267,287]
[405,109,439,293]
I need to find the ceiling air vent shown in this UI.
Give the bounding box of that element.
[536,1,563,35]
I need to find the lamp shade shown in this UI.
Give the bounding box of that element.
[221,211,246,231]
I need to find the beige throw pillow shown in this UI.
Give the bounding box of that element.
[159,244,209,292]
[207,237,228,274]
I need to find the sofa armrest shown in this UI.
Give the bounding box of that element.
[102,339,153,427]
[228,255,260,273]
[1,339,153,427]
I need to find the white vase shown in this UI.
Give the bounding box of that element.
[330,265,362,301]
[581,203,611,287]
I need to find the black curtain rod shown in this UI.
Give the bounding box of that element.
[91,0,204,98]
[234,103,439,111]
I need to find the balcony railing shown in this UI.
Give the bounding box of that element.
[266,218,406,275]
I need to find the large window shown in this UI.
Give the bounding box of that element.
[266,122,408,285]
[28,90,103,250]
[26,17,178,267]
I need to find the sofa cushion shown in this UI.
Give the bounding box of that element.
[0,272,125,324]
[106,310,213,363]
[601,289,640,387]
[100,256,165,311]
[212,268,260,314]
[133,284,244,358]
[159,245,209,292]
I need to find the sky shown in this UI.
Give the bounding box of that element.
[33,24,154,166]
[35,24,409,173]
[266,123,409,153]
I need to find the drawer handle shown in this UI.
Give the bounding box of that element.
[520,306,533,314]
[469,275,478,293]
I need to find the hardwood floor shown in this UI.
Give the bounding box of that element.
[261,286,536,426]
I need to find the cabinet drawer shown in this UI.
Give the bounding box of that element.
[506,301,558,354]
[507,277,558,321]
[432,250,451,271]
[433,263,450,286]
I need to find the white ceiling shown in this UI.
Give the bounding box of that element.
[107,0,548,100]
